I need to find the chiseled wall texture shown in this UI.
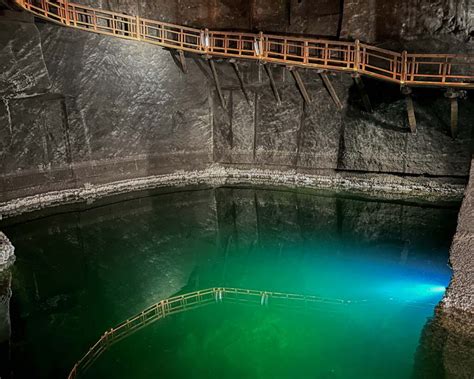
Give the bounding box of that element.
[0,3,473,203]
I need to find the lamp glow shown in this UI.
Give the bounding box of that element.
[428,285,446,293]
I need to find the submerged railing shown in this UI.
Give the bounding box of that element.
[14,0,474,88]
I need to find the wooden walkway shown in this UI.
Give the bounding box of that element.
[14,0,474,89]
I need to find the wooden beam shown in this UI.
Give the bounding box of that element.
[320,72,342,110]
[264,64,281,105]
[289,67,311,104]
[445,90,459,139]
[401,86,416,133]
[178,50,187,74]
[450,96,458,139]
[208,59,226,109]
[406,95,417,133]
[352,74,372,113]
[230,60,250,104]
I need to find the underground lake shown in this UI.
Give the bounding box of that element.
[0,186,460,378]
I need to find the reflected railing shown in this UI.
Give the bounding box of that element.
[67,286,437,379]
[14,0,474,89]
[67,287,350,378]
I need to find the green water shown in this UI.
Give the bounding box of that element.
[0,186,459,378]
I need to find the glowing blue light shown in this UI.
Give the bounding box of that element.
[378,282,447,302]
[428,285,446,293]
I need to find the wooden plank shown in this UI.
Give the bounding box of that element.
[353,74,372,112]
[231,60,250,104]
[178,50,187,73]
[208,59,226,108]
[405,94,417,133]
[320,73,342,110]
[264,64,281,105]
[450,96,458,139]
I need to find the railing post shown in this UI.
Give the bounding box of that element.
[401,50,407,84]
[65,0,70,25]
[135,15,141,40]
[354,39,360,72]
[41,0,47,16]
[303,40,309,64]
[204,28,210,53]
[259,31,264,59]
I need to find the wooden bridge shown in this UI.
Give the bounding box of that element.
[13,0,474,135]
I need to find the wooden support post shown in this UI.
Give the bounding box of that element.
[208,59,226,109]
[289,67,311,104]
[450,97,458,139]
[352,74,372,113]
[320,72,342,110]
[178,50,187,74]
[264,64,281,105]
[230,59,250,104]
[445,90,459,139]
[402,86,416,133]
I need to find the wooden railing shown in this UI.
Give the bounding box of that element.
[15,0,474,89]
[66,286,436,379]
[66,287,348,379]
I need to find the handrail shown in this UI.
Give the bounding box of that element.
[14,0,474,88]
[66,286,436,379]
[66,287,350,378]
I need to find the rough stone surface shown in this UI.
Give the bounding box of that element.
[70,0,474,45]
[341,0,474,45]
[73,0,342,36]
[442,158,474,315]
[1,15,473,204]
[0,165,466,219]
[0,270,11,379]
[0,232,14,270]
[413,305,474,379]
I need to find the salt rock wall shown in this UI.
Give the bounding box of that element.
[1,15,212,201]
[73,0,342,36]
[70,0,473,45]
[341,0,474,45]
[210,61,473,176]
[0,11,473,203]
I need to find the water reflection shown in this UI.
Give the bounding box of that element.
[0,270,12,379]
[0,186,464,378]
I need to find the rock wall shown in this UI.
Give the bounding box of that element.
[61,0,474,45]
[341,0,474,45]
[0,232,14,269]
[443,157,474,314]
[0,9,473,205]
[0,271,11,379]
[72,0,342,37]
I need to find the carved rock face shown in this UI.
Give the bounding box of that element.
[0,270,11,343]
[0,232,15,270]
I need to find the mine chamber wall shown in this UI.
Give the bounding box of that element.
[1,0,473,202]
[0,1,473,375]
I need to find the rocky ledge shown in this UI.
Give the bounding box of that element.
[0,232,14,271]
[442,157,474,315]
[0,164,466,219]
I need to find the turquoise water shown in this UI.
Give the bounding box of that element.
[0,186,458,378]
